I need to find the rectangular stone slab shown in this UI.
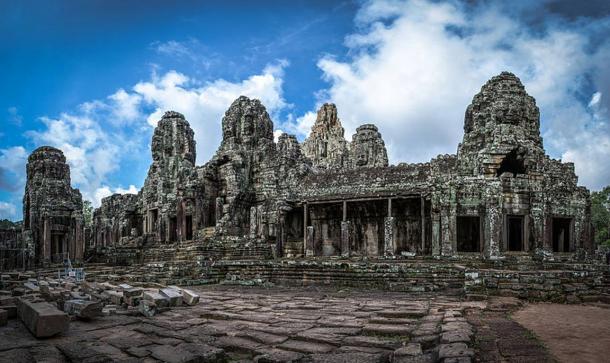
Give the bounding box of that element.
[143,291,169,308]
[17,299,69,338]
[64,299,102,319]
[181,288,200,306]
[159,288,182,306]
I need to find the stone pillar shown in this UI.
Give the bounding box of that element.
[384,216,395,257]
[306,226,314,257]
[341,221,351,257]
[215,197,224,227]
[303,203,308,253]
[484,202,502,259]
[249,206,257,238]
[43,217,51,261]
[420,196,426,254]
[431,212,441,256]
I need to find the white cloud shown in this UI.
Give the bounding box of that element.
[93,184,139,208]
[7,107,22,126]
[133,61,288,162]
[0,201,17,220]
[0,146,28,192]
[308,0,610,189]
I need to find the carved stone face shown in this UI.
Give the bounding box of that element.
[243,114,254,136]
[356,146,368,166]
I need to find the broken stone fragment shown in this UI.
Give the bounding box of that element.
[123,287,143,298]
[17,298,70,338]
[104,290,123,305]
[64,299,102,319]
[143,291,170,308]
[118,283,133,290]
[138,300,157,317]
[159,288,182,307]
[181,288,200,306]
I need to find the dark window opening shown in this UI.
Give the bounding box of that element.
[185,215,193,240]
[507,215,524,251]
[457,216,480,252]
[151,209,158,228]
[169,216,177,242]
[497,149,527,177]
[552,218,571,252]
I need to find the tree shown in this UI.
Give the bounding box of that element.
[591,186,610,247]
[83,200,93,227]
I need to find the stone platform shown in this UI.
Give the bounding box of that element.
[0,285,555,363]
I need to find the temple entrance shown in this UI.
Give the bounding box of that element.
[457,216,480,252]
[169,216,177,242]
[552,217,571,252]
[347,200,385,257]
[51,233,66,262]
[507,215,524,251]
[392,198,422,255]
[185,215,193,240]
[309,203,342,256]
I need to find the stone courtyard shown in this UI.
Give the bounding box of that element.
[0,285,563,363]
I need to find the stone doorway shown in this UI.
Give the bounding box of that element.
[456,216,480,252]
[51,233,66,262]
[552,217,571,252]
[185,215,193,241]
[507,215,524,251]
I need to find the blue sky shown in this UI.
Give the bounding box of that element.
[1,0,610,220]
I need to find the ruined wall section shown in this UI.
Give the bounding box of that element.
[92,193,141,248]
[23,146,84,264]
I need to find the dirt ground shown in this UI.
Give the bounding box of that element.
[512,303,610,363]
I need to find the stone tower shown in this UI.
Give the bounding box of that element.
[141,111,204,243]
[457,72,544,177]
[208,96,278,236]
[302,103,349,169]
[22,146,84,265]
[348,124,388,168]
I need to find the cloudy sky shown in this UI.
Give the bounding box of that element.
[1,0,609,220]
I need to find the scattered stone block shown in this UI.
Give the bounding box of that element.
[159,288,182,306]
[143,291,170,308]
[139,300,158,317]
[17,298,70,338]
[123,287,143,298]
[64,299,102,319]
[181,288,200,306]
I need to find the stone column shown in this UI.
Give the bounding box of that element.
[431,212,441,256]
[484,202,502,259]
[420,196,426,254]
[341,221,351,257]
[384,216,395,257]
[215,197,224,227]
[249,206,257,238]
[303,203,308,254]
[306,226,315,257]
[43,217,51,261]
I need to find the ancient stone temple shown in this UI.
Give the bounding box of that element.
[22,146,84,265]
[90,72,592,262]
